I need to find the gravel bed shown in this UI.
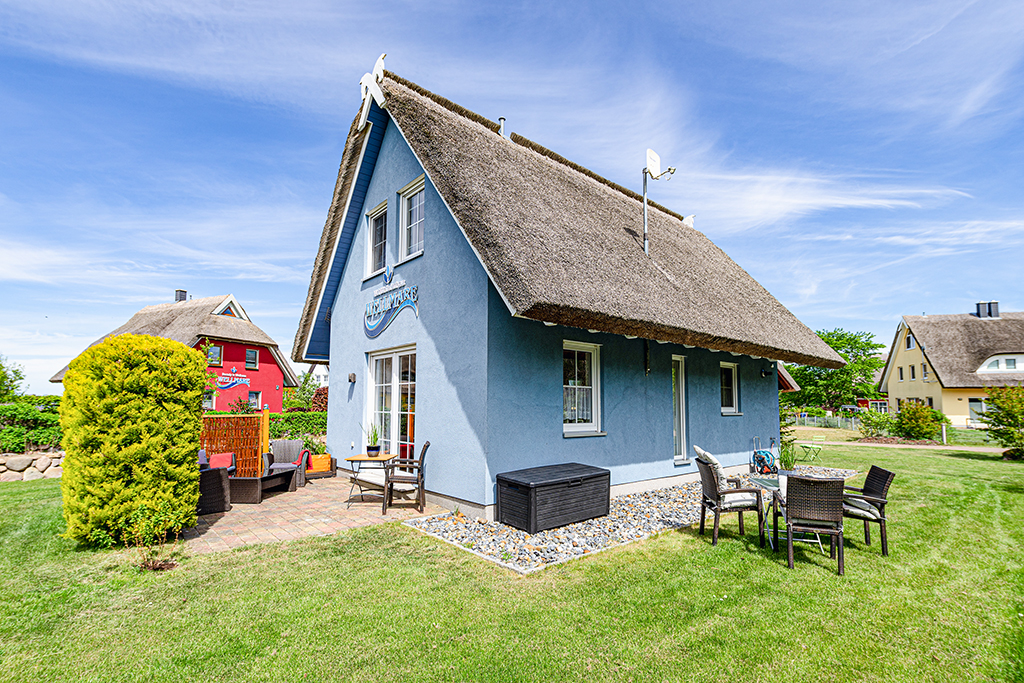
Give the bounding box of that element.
[406,465,859,573]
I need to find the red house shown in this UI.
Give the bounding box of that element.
[51,291,298,411]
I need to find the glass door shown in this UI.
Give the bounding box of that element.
[672,356,687,464]
[369,347,416,458]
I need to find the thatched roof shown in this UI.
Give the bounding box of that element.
[882,312,1024,389]
[51,295,298,386]
[778,364,801,392]
[294,71,844,369]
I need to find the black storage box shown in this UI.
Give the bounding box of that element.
[496,463,610,534]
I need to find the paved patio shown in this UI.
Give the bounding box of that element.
[183,475,445,554]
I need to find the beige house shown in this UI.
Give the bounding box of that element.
[878,302,1024,426]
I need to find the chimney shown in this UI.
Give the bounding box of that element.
[989,301,1000,318]
[976,301,988,318]
[498,117,506,137]
[175,289,187,303]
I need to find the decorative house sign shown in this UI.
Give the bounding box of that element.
[217,369,251,389]
[364,267,418,338]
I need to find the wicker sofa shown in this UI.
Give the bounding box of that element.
[229,453,297,504]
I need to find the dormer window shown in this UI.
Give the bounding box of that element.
[988,360,1000,370]
[220,304,237,317]
[978,355,1022,373]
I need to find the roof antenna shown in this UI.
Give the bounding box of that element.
[643,148,675,255]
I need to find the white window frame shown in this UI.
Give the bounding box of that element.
[563,341,602,435]
[366,348,417,454]
[398,174,425,261]
[365,200,388,278]
[922,362,929,380]
[247,391,261,410]
[672,355,688,464]
[898,366,904,381]
[202,391,215,411]
[720,362,740,414]
[245,348,259,371]
[909,364,916,380]
[207,344,223,367]
[906,333,915,350]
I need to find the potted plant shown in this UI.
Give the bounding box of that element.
[364,423,381,457]
[777,441,798,496]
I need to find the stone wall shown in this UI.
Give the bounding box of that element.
[0,451,63,482]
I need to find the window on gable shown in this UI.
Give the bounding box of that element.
[910,364,916,380]
[399,175,425,259]
[922,363,929,380]
[906,334,915,350]
[563,341,601,433]
[720,362,739,414]
[898,367,904,381]
[220,304,237,317]
[245,349,259,370]
[367,202,387,275]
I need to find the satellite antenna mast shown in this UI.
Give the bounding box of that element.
[642,148,675,255]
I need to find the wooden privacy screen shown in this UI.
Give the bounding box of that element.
[200,411,270,478]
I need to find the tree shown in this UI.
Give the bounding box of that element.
[0,354,25,401]
[978,384,1024,459]
[60,334,206,545]
[781,329,886,412]
[283,370,319,410]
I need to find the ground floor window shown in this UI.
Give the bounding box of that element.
[369,347,417,458]
[969,398,987,423]
[720,362,739,414]
[248,391,261,409]
[672,356,687,464]
[563,341,601,433]
[202,391,214,410]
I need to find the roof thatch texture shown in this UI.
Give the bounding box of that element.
[294,72,844,369]
[51,295,297,385]
[902,313,1024,388]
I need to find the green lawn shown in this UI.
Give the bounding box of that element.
[2,445,1022,682]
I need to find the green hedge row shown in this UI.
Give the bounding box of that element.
[270,411,327,438]
[0,402,62,452]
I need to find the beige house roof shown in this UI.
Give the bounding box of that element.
[51,295,298,386]
[294,71,844,369]
[879,312,1024,390]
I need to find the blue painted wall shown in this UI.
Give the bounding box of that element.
[326,117,493,504]
[323,112,781,509]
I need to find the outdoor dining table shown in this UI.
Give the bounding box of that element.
[344,452,399,508]
[750,471,857,552]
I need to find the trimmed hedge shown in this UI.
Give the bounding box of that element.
[60,334,206,546]
[270,411,327,438]
[0,402,62,451]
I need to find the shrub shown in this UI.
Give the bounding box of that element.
[310,387,328,412]
[894,403,950,441]
[60,334,206,546]
[0,426,27,452]
[977,385,1024,456]
[227,396,257,414]
[0,403,61,452]
[859,410,895,438]
[269,411,327,439]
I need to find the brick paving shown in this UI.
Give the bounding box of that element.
[183,476,444,554]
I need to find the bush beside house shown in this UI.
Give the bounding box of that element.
[60,334,207,546]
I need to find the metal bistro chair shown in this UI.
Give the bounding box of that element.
[774,476,845,575]
[383,442,430,514]
[843,465,896,556]
[693,448,764,548]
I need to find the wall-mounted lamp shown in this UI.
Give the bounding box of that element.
[348,373,357,383]
[761,366,773,378]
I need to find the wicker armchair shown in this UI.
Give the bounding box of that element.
[773,476,845,575]
[843,465,896,556]
[694,454,764,547]
[197,450,233,515]
[383,442,430,514]
[267,439,311,487]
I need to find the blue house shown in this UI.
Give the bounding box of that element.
[293,61,843,518]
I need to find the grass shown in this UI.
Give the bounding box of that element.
[793,424,999,448]
[1,445,1022,682]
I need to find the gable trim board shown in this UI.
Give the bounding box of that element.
[293,71,843,371]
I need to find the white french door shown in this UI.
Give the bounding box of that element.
[369,346,416,459]
[672,355,687,464]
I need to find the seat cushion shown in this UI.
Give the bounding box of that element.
[208,452,234,469]
[843,501,881,520]
[693,445,729,492]
[720,491,758,509]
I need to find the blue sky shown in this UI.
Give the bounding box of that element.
[2,1,1023,394]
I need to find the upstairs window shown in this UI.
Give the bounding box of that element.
[720,362,739,414]
[988,360,1000,370]
[922,363,929,380]
[245,349,259,370]
[1008,359,1017,370]
[906,334,915,350]
[898,367,904,381]
[910,365,916,380]
[207,345,223,367]
[367,202,387,275]
[400,175,425,259]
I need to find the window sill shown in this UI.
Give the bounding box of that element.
[397,250,423,266]
[362,268,385,283]
[721,411,744,417]
[563,431,607,438]
[673,457,690,466]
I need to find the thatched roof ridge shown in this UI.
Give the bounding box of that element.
[52,295,298,385]
[901,312,1024,388]
[292,72,843,369]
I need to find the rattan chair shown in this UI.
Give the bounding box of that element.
[843,465,895,556]
[267,439,311,487]
[196,449,233,515]
[383,442,430,514]
[694,456,764,547]
[773,476,845,575]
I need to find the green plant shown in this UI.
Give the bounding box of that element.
[363,422,380,447]
[120,500,188,570]
[0,425,27,452]
[777,441,797,470]
[302,434,326,455]
[977,384,1024,458]
[284,371,319,410]
[780,329,886,411]
[227,396,256,414]
[859,410,895,438]
[0,353,25,402]
[269,411,327,439]
[59,334,205,546]
[894,403,949,441]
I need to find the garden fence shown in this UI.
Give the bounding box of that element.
[790,415,862,431]
[200,411,270,477]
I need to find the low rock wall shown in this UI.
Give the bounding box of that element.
[0,451,64,482]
